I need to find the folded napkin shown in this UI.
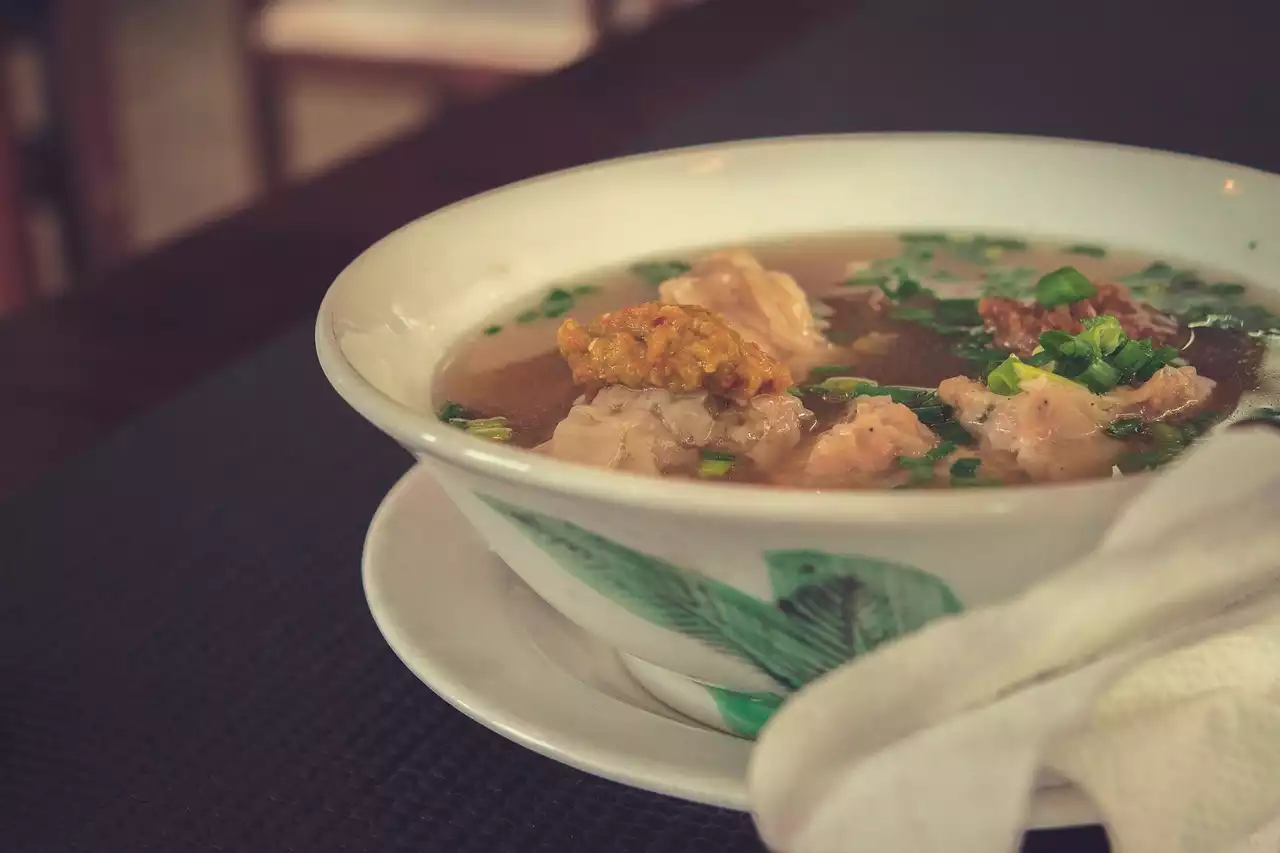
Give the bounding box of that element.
[749,426,1280,853]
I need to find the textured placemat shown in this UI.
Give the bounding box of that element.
[6,1,1275,850]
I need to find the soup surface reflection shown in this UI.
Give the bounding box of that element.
[437,233,1277,489]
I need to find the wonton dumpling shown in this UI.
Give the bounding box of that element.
[659,250,836,374]
[939,375,1122,482]
[793,396,938,488]
[938,366,1217,482]
[538,386,811,476]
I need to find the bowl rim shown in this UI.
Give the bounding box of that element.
[316,131,1274,524]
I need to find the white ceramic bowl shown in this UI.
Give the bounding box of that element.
[317,134,1278,736]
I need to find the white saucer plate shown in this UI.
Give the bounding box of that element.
[362,463,1100,829]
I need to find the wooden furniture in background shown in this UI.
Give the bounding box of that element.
[237,0,690,188]
[0,0,836,501]
[0,0,128,315]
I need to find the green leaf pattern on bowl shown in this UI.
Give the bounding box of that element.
[479,495,964,700]
[705,686,783,739]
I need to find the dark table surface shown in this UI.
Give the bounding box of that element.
[4,0,1278,850]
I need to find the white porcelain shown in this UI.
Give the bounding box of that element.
[364,461,1101,828]
[321,134,1280,729]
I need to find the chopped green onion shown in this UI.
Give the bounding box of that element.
[1034,266,1098,308]
[983,237,1029,251]
[879,276,934,302]
[949,457,982,479]
[808,364,859,378]
[932,420,976,446]
[443,411,513,441]
[1109,339,1153,381]
[1079,315,1126,354]
[899,232,949,244]
[483,325,503,336]
[438,401,471,423]
[632,260,691,286]
[786,385,803,397]
[1208,282,1246,296]
[570,284,601,296]
[1139,261,1174,279]
[1133,345,1179,382]
[515,309,540,324]
[895,441,957,488]
[1104,416,1145,439]
[843,272,890,287]
[890,306,935,322]
[986,357,1023,396]
[912,405,949,425]
[540,287,576,319]
[933,298,983,326]
[1064,244,1107,258]
[925,441,958,461]
[698,449,736,478]
[1022,349,1056,368]
[1075,360,1121,393]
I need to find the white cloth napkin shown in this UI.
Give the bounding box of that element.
[749,427,1280,853]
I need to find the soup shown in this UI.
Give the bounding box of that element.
[437,233,1277,489]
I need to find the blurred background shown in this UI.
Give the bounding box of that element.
[0,0,699,317]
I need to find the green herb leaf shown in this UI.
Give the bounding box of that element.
[570,283,601,296]
[482,324,503,336]
[515,309,540,324]
[632,260,692,286]
[932,298,983,327]
[1064,244,1107,258]
[949,457,982,479]
[1035,266,1098,308]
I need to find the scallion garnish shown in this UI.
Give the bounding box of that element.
[515,309,540,324]
[1034,266,1098,308]
[451,417,513,441]
[632,260,691,286]
[1064,244,1107,258]
[438,403,514,441]
[1104,416,1145,439]
[989,315,1182,396]
[895,441,957,487]
[949,457,982,479]
[483,325,503,336]
[698,449,736,478]
[932,419,975,446]
[808,364,859,378]
[438,401,470,423]
[879,276,933,302]
[1075,360,1121,393]
[1116,411,1219,472]
[985,357,1024,396]
[889,306,935,322]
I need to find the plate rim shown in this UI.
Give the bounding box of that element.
[361,462,1102,830]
